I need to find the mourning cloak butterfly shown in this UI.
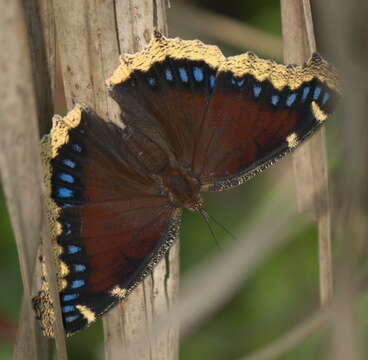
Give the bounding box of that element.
[33,32,340,336]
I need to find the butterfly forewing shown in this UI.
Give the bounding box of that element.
[192,53,339,191]
[109,34,225,167]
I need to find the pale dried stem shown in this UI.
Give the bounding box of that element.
[0,0,61,359]
[280,0,333,306]
[317,0,367,358]
[103,2,178,359]
[51,1,178,359]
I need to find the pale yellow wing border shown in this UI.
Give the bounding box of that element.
[108,31,226,86]
[35,105,86,337]
[108,31,340,94]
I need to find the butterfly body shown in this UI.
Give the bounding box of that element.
[159,165,203,211]
[33,32,340,336]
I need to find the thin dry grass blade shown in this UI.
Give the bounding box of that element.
[280,0,333,306]
[239,308,329,360]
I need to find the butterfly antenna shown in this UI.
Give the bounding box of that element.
[207,213,238,242]
[199,208,222,250]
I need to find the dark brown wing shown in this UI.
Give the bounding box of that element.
[108,34,339,193]
[34,105,181,336]
[108,32,225,168]
[192,53,340,191]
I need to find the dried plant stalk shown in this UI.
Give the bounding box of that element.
[316,0,367,358]
[52,1,178,359]
[103,2,179,359]
[0,0,57,359]
[280,0,333,306]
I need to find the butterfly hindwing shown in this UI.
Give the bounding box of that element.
[34,105,181,336]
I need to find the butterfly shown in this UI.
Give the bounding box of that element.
[33,32,340,336]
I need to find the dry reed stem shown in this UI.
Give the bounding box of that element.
[103,2,179,359]
[316,0,367,358]
[0,1,55,359]
[168,2,283,60]
[13,0,70,358]
[52,1,178,359]
[280,0,333,306]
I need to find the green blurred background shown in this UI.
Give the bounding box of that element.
[0,1,348,359]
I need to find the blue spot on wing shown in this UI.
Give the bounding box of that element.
[301,86,310,102]
[59,173,74,184]
[237,79,245,87]
[58,187,74,198]
[165,68,173,81]
[209,74,216,89]
[62,159,76,168]
[313,86,321,100]
[64,222,72,235]
[286,93,297,107]
[68,245,81,254]
[192,67,204,82]
[147,77,156,86]
[62,305,75,313]
[74,264,86,272]
[71,280,85,289]
[178,67,188,83]
[322,92,330,105]
[271,95,279,106]
[62,293,78,302]
[253,85,262,98]
[72,144,82,152]
[65,315,79,323]
[62,203,73,207]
